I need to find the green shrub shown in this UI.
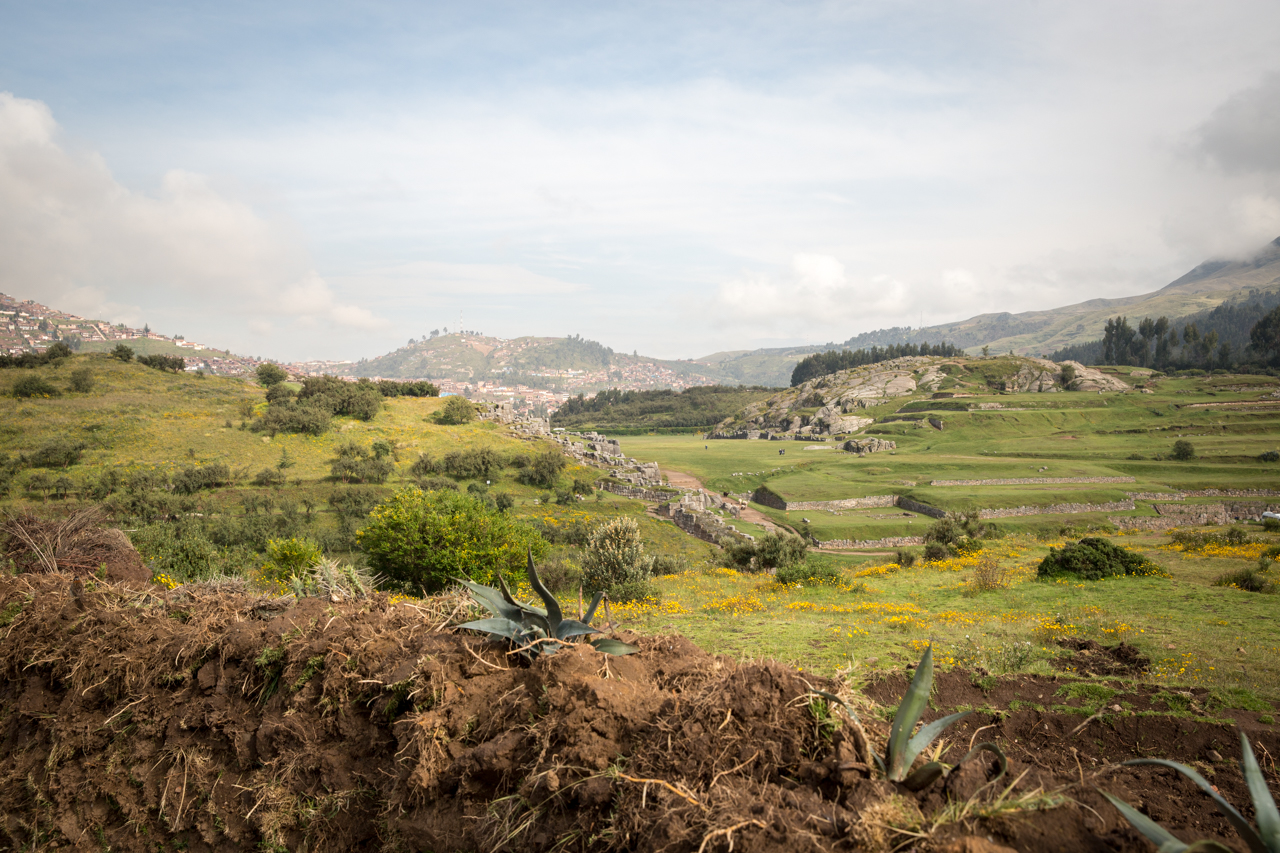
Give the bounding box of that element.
[250,400,331,436]
[1170,439,1195,460]
[259,537,324,584]
[329,441,394,484]
[1264,518,1280,532]
[1037,537,1167,581]
[137,354,185,372]
[516,449,566,488]
[895,548,916,568]
[775,556,843,586]
[69,367,94,393]
[111,344,134,361]
[251,468,287,487]
[408,453,439,477]
[433,395,477,425]
[172,463,232,494]
[494,492,515,512]
[439,447,503,479]
[416,476,459,492]
[1259,450,1280,462]
[581,517,654,601]
[1213,565,1277,594]
[358,488,548,593]
[256,363,288,386]
[11,374,60,398]
[720,532,807,572]
[24,439,86,469]
[922,542,950,562]
[265,383,296,403]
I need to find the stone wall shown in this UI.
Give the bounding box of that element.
[596,481,678,502]
[753,492,898,512]
[896,497,948,519]
[978,499,1135,519]
[817,536,925,550]
[657,503,752,545]
[930,476,1136,487]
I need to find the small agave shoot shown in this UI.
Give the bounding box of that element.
[454,551,639,658]
[1101,730,1279,853]
[876,645,1006,791]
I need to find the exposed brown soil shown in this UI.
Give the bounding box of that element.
[1052,638,1151,677]
[1,572,1278,853]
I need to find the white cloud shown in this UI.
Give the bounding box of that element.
[331,261,584,297]
[715,253,910,334]
[0,91,384,347]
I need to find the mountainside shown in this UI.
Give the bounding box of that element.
[701,236,1280,383]
[337,333,737,392]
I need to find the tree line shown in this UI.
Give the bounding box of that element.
[1049,291,1280,371]
[789,341,964,386]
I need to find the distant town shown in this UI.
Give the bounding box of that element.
[0,295,714,416]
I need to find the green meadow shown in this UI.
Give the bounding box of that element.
[3,354,1280,704]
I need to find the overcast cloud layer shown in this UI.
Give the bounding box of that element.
[1,0,1279,361]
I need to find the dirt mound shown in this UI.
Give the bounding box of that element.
[1052,637,1150,676]
[1,573,1277,852]
[1,507,149,584]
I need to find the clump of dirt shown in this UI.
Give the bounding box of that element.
[1053,637,1150,676]
[1,572,1277,853]
[1,507,149,584]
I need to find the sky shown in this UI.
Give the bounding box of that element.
[1,1,1279,362]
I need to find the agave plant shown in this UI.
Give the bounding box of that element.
[1101,730,1279,853]
[454,551,638,658]
[875,645,1006,791]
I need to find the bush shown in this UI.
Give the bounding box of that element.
[259,538,323,585]
[265,383,296,404]
[172,463,232,494]
[1037,537,1166,581]
[359,489,547,593]
[1170,439,1196,460]
[536,552,583,594]
[416,477,459,492]
[922,542,951,562]
[516,449,566,488]
[1169,527,1252,551]
[25,439,86,469]
[895,548,916,568]
[12,374,60,398]
[137,354,185,372]
[433,395,477,425]
[439,447,503,480]
[251,468,287,487]
[111,344,134,361]
[775,556,843,586]
[329,441,394,484]
[1259,450,1280,463]
[581,517,654,600]
[719,532,807,572]
[1213,563,1277,594]
[494,492,515,512]
[572,478,595,496]
[69,367,94,393]
[296,376,383,421]
[1264,518,1280,532]
[251,400,331,436]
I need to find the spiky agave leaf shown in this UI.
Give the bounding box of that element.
[1124,756,1266,853]
[457,617,525,641]
[1240,732,1280,851]
[452,577,527,623]
[590,638,639,655]
[1098,791,1206,853]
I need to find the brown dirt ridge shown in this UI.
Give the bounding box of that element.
[2,573,1278,853]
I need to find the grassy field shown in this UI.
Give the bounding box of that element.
[602,531,1280,702]
[617,368,1280,543]
[4,354,1280,706]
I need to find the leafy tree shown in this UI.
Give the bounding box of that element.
[1250,304,1280,363]
[434,395,477,425]
[720,531,807,572]
[137,354,185,372]
[250,401,331,436]
[25,439,86,469]
[256,362,288,386]
[358,488,547,593]
[265,383,296,403]
[259,538,323,584]
[1171,439,1196,460]
[111,344,134,362]
[790,341,963,386]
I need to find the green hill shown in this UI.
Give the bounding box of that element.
[339,332,734,390]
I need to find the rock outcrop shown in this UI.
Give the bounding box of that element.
[842,437,896,455]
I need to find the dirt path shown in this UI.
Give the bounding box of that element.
[661,467,782,533]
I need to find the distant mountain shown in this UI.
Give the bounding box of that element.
[700,236,1280,384]
[336,333,740,392]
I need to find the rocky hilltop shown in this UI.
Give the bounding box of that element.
[710,355,1129,439]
